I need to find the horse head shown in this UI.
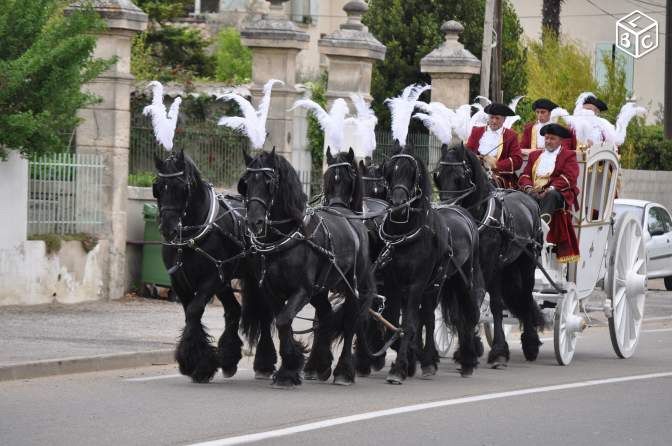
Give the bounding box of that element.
[238,148,307,237]
[324,147,362,211]
[383,141,430,222]
[153,150,203,240]
[433,142,490,207]
[358,157,387,200]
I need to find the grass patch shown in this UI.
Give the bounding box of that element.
[29,233,99,255]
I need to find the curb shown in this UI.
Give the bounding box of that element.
[0,349,175,382]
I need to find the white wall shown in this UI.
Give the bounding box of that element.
[509,0,666,121]
[0,151,28,249]
[621,169,672,211]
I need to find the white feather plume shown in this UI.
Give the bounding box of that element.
[508,95,525,113]
[385,84,431,147]
[474,95,492,107]
[453,104,473,141]
[614,102,646,145]
[470,102,489,130]
[292,98,350,153]
[564,109,596,144]
[143,81,182,151]
[574,91,596,114]
[217,79,283,149]
[346,94,378,158]
[413,112,454,145]
[550,107,570,123]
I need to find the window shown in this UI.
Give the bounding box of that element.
[595,42,634,93]
[201,0,220,13]
[647,206,671,235]
[290,0,319,25]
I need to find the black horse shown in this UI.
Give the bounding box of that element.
[358,157,387,200]
[378,144,484,382]
[433,143,544,367]
[239,148,375,388]
[153,150,276,382]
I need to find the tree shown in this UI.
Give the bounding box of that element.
[132,0,215,82]
[215,27,252,84]
[542,0,564,41]
[0,0,112,158]
[364,0,528,128]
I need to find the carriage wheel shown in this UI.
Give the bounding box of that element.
[553,284,585,365]
[483,322,513,348]
[606,212,647,359]
[434,305,455,358]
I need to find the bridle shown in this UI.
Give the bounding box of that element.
[324,161,357,208]
[434,154,477,205]
[240,165,296,238]
[386,153,424,224]
[361,167,387,198]
[154,167,195,241]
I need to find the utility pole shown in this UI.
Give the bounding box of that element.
[480,0,496,99]
[665,0,671,138]
[490,0,503,103]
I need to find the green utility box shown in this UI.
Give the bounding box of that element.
[141,203,171,287]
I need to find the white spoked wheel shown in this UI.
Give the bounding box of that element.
[434,305,455,358]
[606,212,647,359]
[483,322,513,348]
[553,284,585,366]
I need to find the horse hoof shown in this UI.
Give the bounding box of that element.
[221,366,237,378]
[254,370,274,380]
[317,367,332,382]
[333,376,354,386]
[303,370,318,381]
[421,364,437,378]
[460,367,475,378]
[386,373,404,385]
[356,367,372,378]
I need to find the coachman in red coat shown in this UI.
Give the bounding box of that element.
[520,98,577,155]
[465,103,522,189]
[519,123,580,263]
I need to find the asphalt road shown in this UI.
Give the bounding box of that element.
[1,293,671,446]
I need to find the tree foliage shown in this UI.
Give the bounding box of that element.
[132,0,214,82]
[215,27,252,84]
[364,0,528,128]
[0,0,112,158]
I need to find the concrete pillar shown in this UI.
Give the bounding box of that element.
[0,151,28,250]
[420,20,481,109]
[318,0,386,106]
[318,0,385,156]
[68,0,147,300]
[241,0,309,158]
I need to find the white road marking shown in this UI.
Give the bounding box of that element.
[125,369,250,382]
[186,371,672,446]
[642,328,672,334]
[643,316,672,322]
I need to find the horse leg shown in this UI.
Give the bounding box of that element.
[516,256,544,361]
[304,292,334,381]
[446,275,480,378]
[333,294,357,386]
[487,282,511,369]
[419,293,439,377]
[253,320,277,380]
[175,280,219,383]
[386,287,420,384]
[272,290,310,389]
[215,286,243,378]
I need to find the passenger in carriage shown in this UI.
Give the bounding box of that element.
[519,123,581,263]
[577,94,609,149]
[465,102,522,188]
[520,98,576,157]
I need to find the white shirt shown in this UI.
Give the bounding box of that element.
[537,146,562,176]
[477,126,504,156]
[535,122,547,149]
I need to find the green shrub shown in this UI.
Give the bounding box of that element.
[621,121,672,171]
[129,171,156,187]
[28,233,98,255]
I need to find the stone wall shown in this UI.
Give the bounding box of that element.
[621,169,672,211]
[0,151,28,250]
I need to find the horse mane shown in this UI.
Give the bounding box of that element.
[455,143,491,208]
[325,151,363,212]
[254,150,307,224]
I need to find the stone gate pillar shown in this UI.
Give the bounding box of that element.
[318,0,385,157]
[241,0,309,159]
[69,0,147,300]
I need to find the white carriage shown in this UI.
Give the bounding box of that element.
[435,143,648,365]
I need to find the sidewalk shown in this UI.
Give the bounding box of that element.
[0,296,225,381]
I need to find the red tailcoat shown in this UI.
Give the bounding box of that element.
[519,148,580,263]
[520,122,577,151]
[466,126,522,188]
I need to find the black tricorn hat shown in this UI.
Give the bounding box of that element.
[484,102,515,117]
[532,98,558,111]
[540,123,571,139]
[584,96,608,111]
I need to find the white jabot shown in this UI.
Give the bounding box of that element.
[537,146,562,176]
[477,126,504,156]
[535,122,547,149]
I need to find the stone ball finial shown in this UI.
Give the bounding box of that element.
[341,0,368,31]
[441,20,464,35]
